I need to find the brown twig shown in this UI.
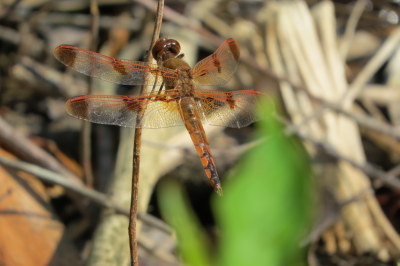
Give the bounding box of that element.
[134,0,221,47]
[0,154,125,211]
[0,154,172,235]
[80,0,100,188]
[0,116,80,182]
[129,0,164,265]
[279,116,400,189]
[242,58,400,140]
[89,0,100,50]
[6,13,142,31]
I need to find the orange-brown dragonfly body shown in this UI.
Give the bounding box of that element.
[54,37,263,195]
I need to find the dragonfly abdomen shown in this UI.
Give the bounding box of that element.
[179,97,223,195]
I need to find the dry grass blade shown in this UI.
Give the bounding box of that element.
[0,117,81,183]
[343,27,400,109]
[0,155,127,212]
[0,154,171,231]
[339,0,368,60]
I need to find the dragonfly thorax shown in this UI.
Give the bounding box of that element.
[162,58,193,91]
[167,69,194,95]
[162,57,191,71]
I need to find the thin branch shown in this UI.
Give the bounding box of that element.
[89,0,100,50]
[0,155,125,213]
[339,0,368,60]
[0,116,80,182]
[245,62,400,140]
[6,13,142,31]
[133,0,221,47]
[279,116,400,189]
[343,27,400,108]
[80,0,100,188]
[0,155,171,234]
[129,0,164,265]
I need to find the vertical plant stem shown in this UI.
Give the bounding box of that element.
[129,0,164,265]
[81,0,99,187]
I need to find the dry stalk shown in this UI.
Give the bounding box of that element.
[80,0,100,187]
[129,0,164,265]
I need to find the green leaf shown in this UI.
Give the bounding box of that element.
[215,101,314,266]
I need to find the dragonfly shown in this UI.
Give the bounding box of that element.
[54,37,265,195]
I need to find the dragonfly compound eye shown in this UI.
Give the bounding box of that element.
[164,39,181,56]
[152,37,181,60]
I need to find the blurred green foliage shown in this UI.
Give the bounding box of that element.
[215,101,314,266]
[158,101,314,266]
[158,180,211,266]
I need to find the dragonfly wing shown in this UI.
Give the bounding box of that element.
[65,93,184,128]
[54,45,177,86]
[192,39,240,86]
[141,98,184,128]
[195,90,264,128]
